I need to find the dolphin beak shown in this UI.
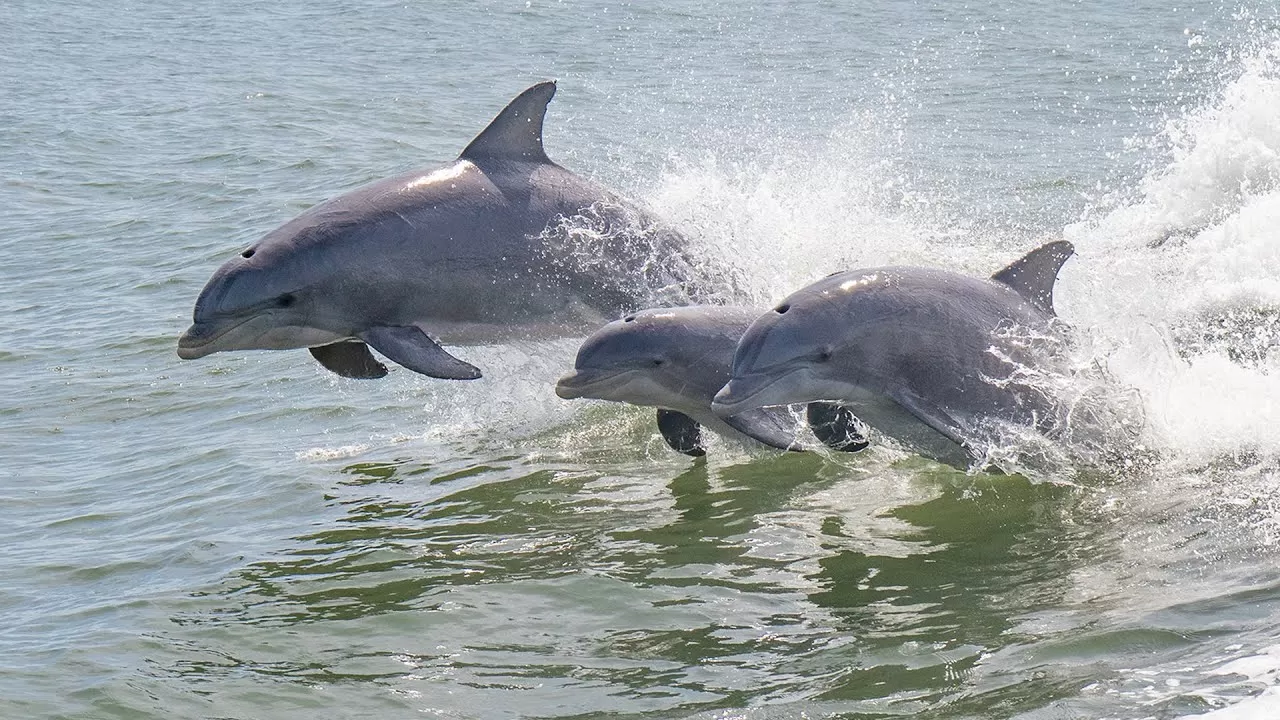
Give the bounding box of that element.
[555,369,627,399]
[177,322,221,359]
[176,316,257,360]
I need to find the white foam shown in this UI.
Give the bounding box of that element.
[1058,40,1280,467]
[1208,646,1280,682]
[1191,688,1280,719]
[1185,646,1280,718]
[646,125,972,306]
[295,444,371,462]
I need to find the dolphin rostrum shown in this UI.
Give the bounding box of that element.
[556,306,868,456]
[712,241,1076,468]
[178,81,712,380]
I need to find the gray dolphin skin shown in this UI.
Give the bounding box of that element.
[177,81,708,380]
[712,241,1076,468]
[556,306,868,456]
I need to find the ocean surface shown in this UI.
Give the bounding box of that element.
[5,0,1280,717]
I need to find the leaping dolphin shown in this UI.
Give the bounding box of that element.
[178,81,712,380]
[556,306,868,456]
[711,241,1076,468]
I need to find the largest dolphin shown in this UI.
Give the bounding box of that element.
[177,81,710,380]
[712,241,1076,468]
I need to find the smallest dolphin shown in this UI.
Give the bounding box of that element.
[556,306,868,456]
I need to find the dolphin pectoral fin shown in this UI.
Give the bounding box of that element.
[309,341,389,379]
[656,409,706,457]
[886,387,970,448]
[459,81,555,164]
[359,326,483,380]
[990,240,1075,316]
[721,407,805,452]
[806,402,870,453]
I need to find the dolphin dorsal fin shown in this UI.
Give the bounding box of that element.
[990,240,1075,315]
[459,81,556,164]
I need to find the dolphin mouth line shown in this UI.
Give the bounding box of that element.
[712,370,795,417]
[176,316,257,359]
[555,368,637,399]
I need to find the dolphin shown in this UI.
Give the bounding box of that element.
[178,81,712,380]
[711,241,1076,468]
[556,306,868,456]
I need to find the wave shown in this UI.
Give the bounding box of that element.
[1062,38,1280,469]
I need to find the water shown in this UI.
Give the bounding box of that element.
[5,0,1280,717]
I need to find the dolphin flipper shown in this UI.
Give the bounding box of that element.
[806,402,870,452]
[459,81,556,164]
[721,407,806,452]
[309,341,389,379]
[359,326,483,380]
[886,386,970,448]
[990,240,1075,316]
[656,409,706,457]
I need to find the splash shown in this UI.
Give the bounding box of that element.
[1064,38,1280,468]
[1086,40,1280,250]
[539,199,743,309]
[644,121,977,304]
[968,323,1152,479]
[523,38,1280,479]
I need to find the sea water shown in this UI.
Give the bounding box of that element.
[4,0,1280,717]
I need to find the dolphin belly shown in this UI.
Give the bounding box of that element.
[840,393,974,469]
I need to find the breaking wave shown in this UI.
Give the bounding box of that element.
[1064,38,1280,471]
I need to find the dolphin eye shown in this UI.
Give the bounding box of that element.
[241,248,256,258]
[817,348,832,362]
[276,293,296,308]
[652,358,664,367]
